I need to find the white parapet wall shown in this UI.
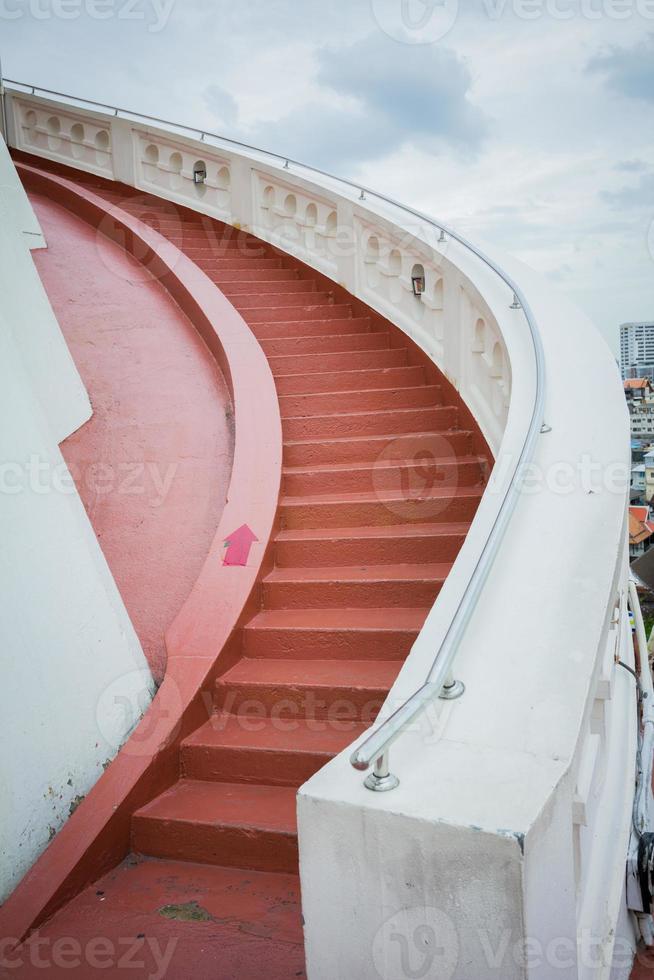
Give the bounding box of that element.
[2,87,638,977]
[0,138,153,902]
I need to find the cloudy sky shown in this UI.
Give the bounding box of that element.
[2,0,653,353]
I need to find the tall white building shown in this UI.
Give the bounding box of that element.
[620,321,654,379]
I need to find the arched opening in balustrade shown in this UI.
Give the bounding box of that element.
[70,123,85,159]
[144,144,159,165]
[305,203,318,227]
[216,166,230,190]
[490,341,503,378]
[365,235,380,264]
[388,248,402,276]
[263,185,275,209]
[284,193,297,217]
[473,318,486,353]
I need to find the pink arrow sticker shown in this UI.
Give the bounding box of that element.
[223,524,259,566]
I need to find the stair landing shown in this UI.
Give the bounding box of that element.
[2,857,304,979]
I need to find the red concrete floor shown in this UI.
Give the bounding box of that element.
[633,953,654,977]
[0,857,304,979]
[29,193,234,683]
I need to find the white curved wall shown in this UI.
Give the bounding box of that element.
[0,140,153,902]
[3,88,637,977]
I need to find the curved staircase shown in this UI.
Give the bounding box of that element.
[116,189,487,878]
[9,159,490,975]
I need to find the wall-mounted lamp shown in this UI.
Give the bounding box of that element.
[411,274,425,297]
[193,163,207,185]
[411,263,426,297]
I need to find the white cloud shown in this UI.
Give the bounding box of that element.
[3,0,653,350]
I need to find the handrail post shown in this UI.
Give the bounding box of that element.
[364,751,399,793]
[440,671,465,700]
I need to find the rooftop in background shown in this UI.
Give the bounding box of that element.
[629,506,654,546]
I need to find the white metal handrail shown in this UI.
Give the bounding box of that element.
[2,77,547,790]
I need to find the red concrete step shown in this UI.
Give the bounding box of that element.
[283,455,482,495]
[232,290,333,309]
[181,243,275,261]
[284,429,473,465]
[247,303,352,324]
[132,779,298,873]
[263,562,449,608]
[181,714,365,786]
[279,384,442,418]
[221,279,317,296]
[262,332,389,358]
[141,213,223,229]
[280,486,483,528]
[269,347,408,375]
[197,256,285,271]
[215,657,400,720]
[282,406,457,440]
[274,523,470,567]
[142,216,214,233]
[243,607,427,660]
[252,316,372,341]
[169,232,266,248]
[275,364,426,395]
[210,268,300,283]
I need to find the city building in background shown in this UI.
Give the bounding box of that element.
[620,322,654,380]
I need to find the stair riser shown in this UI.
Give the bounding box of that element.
[140,217,222,231]
[275,365,425,395]
[252,318,371,341]
[242,626,418,660]
[171,235,267,250]
[284,430,472,466]
[283,407,456,440]
[281,494,481,529]
[174,240,270,255]
[211,269,299,282]
[221,279,315,295]
[270,349,407,375]
[283,459,482,495]
[215,680,387,723]
[132,818,298,874]
[233,292,331,310]
[247,305,351,324]
[275,533,466,566]
[263,333,388,358]
[198,257,283,270]
[181,742,332,787]
[263,578,443,609]
[279,386,441,417]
